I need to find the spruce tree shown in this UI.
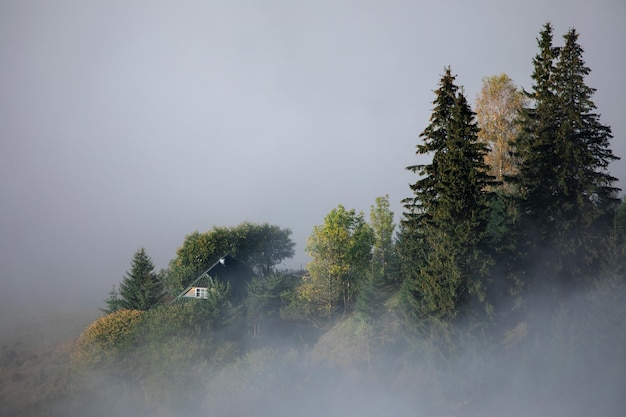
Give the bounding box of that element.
[550,28,620,279]
[118,247,163,311]
[512,22,561,239]
[513,24,620,293]
[611,198,626,278]
[101,285,122,314]
[400,68,494,323]
[508,22,562,306]
[616,198,626,256]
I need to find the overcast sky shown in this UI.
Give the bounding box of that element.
[1,0,625,309]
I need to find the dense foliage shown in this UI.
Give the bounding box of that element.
[305,205,374,320]
[72,309,144,368]
[162,222,295,295]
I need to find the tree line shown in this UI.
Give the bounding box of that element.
[399,23,621,338]
[71,22,626,415]
[101,23,624,337]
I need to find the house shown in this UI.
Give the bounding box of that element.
[172,254,254,304]
[182,286,210,299]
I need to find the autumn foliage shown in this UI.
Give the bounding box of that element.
[72,309,144,368]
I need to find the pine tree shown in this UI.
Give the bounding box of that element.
[616,198,626,255]
[513,24,620,293]
[610,198,626,279]
[118,247,163,311]
[550,28,620,280]
[100,285,122,314]
[601,198,626,285]
[400,68,494,323]
[512,23,561,238]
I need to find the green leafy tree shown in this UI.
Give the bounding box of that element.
[163,222,295,293]
[165,228,237,293]
[118,247,163,311]
[400,68,495,323]
[305,205,373,319]
[278,277,327,328]
[236,222,296,276]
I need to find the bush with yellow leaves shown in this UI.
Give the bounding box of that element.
[72,309,144,369]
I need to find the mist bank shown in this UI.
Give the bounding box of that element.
[3,275,620,417]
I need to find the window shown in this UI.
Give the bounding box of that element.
[195,288,208,298]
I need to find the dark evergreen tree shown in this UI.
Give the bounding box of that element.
[509,22,562,306]
[356,195,396,320]
[399,68,459,303]
[512,24,620,294]
[550,28,620,280]
[606,198,626,279]
[400,68,495,323]
[484,189,526,325]
[616,198,626,255]
[601,198,626,284]
[118,247,163,311]
[512,23,561,236]
[100,285,123,314]
[355,269,386,321]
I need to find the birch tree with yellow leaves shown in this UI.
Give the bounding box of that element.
[475,74,527,188]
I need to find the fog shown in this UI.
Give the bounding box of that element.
[4,278,620,417]
[1,0,625,310]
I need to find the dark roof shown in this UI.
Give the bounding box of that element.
[172,254,254,304]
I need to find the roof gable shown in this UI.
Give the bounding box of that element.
[172,255,254,304]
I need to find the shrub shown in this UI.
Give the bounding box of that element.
[72,309,144,369]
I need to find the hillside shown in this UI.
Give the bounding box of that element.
[2,278,625,417]
[0,307,98,417]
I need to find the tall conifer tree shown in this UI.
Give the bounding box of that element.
[401,68,494,322]
[510,23,561,298]
[551,28,620,282]
[513,23,561,235]
[513,24,620,292]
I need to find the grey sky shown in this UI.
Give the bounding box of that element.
[1,0,625,309]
